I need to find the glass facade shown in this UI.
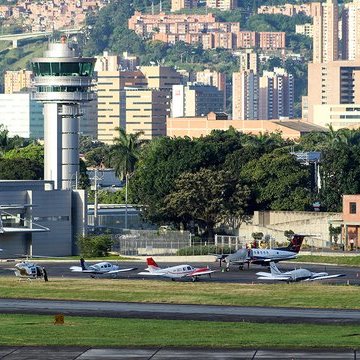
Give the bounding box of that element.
[38,85,90,93]
[32,62,95,77]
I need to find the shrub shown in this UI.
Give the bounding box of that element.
[77,234,113,257]
[176,245,236,256]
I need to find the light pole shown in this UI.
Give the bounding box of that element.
[124,172,134,230]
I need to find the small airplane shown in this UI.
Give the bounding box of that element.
[216,234,306,271]
[70,258,137,277]
[138,257,216,282]
[11,261,49,281]
[256,262,346,282]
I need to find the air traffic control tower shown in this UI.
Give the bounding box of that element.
[31,36,95,189]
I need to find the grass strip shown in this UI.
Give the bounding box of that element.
[0,314,359,348]
[296,255,360,266]
[0,278,359,309]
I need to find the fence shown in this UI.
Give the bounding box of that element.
[214,235,247,253]
[112,229,191,256]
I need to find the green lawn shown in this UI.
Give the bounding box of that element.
[1,314,360,348]
[296,254,360,266]
[0,278,359,309]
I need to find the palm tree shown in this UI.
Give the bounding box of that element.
[110,127,145,180]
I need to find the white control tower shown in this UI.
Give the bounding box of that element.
[31,36,95,189]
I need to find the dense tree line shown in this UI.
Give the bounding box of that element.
[106,127,360,239]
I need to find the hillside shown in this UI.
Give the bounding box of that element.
[0,39,47,92]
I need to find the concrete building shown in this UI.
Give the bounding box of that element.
[342,0,360,61]
[171,84,224,117]
[307,60,360,125]
[313,0,339,64]
[94,51,140,72]
[232,71,259,120]
[4,69,33,94]
[167,113,326,139]
[31,37,96,190]
[97,66,182,143]
[0,94,43,139]
[0,180,87,256]
[259,68,294,120]
[195,69,226,109]
[171,0,198,12]
[295,23,314,38]
[121,88,171,140]
[206,0,236,11]
[342,194,360,249]
[239,50,258,74]
[97,69,147,143]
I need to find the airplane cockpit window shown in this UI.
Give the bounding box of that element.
[187,266,191,270]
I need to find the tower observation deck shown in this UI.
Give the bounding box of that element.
[31,36,95,189]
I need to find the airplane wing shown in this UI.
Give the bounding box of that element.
[186,269,216,277]
[305,274,346,281]
[257,276,292,281]
[138,271,166,276]
[255,271,273,277]
[69,266,84,272]
[259,255,297,263]
[108,267,137,274]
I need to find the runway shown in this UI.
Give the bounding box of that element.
[1,297,360,324]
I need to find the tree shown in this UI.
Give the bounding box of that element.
[0,158,43,180]
[110,127,145,180]
[241,150,313,211]
[77,234,113,257]
[164,168,250,240]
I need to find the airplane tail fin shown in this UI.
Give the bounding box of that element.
[146,257,161,272]
[269,262,282,275]
[80,257,87,270]
[287,235,305,253]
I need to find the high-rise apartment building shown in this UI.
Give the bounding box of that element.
[121,88,171,139]
[233,52,293,120]
[342,0,360,60]
[196,69,226,109]
[232,71,259,120]
[94,51,140,72]
[171,0,198,12]
[232,50,258,120]
[97,70,147,143]
[239,50,258,74]
[313,0,339,63]
[206,0,236,11]
[259,68,294,120]
[307,60,360,126]
[4,69,33,94]
[0,94,43,138]
[171,84,224,117]
[97,66,182,143]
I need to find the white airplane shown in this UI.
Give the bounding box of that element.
[138,257,216,282]
[70,258,137,277]
[256,262,346,282]
[10,261,49,281]
[217,234,306,271]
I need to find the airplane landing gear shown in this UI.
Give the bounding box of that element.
[225,267,230,272]
[239,265,244,271]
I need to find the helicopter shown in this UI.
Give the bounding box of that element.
[12,261,49,281]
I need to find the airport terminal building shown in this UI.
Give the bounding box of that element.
[0,180,86,257]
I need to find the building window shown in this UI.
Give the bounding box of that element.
[350,202,357,214]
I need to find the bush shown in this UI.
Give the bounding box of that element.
[77,234,113,257]
[176,245,236,256]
